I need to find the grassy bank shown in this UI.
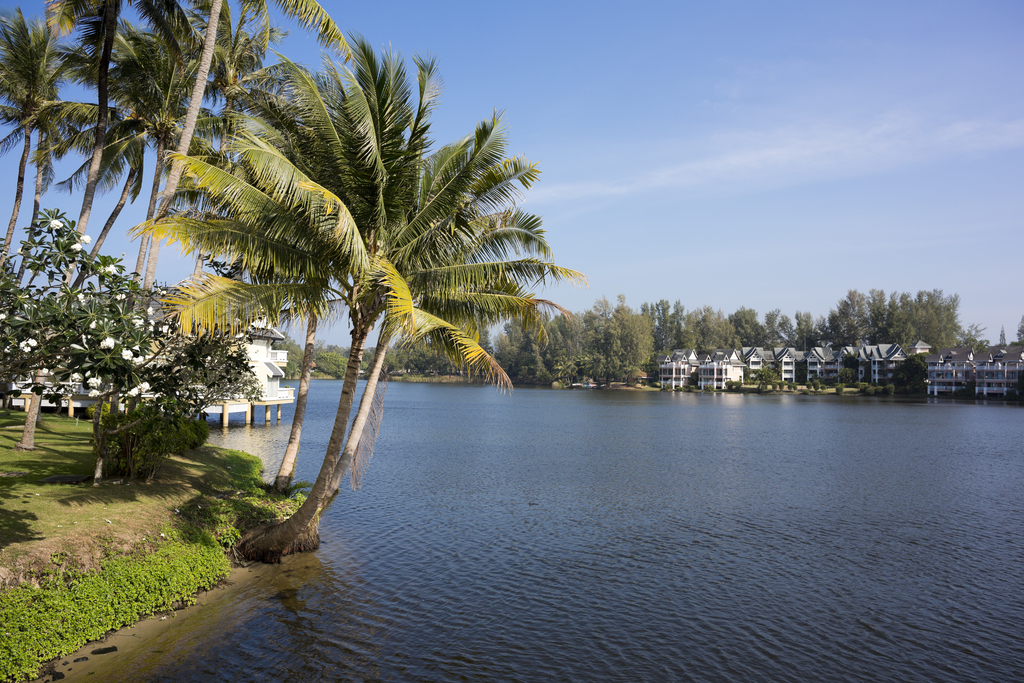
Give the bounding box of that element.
[0,410,301,682]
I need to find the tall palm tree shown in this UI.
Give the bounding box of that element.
[46,0,191,236]
[144,0,349,290]
[147,41,584,561]
[0,9,65,268]
[57,24,213,280]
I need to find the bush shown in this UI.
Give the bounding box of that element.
[801,389,810,395]
[812,379,821,391]
[835,386,843,395]
[83,402,111,420]
[866,386,876,395]
[885,384,895,396]
[101,407,210,480]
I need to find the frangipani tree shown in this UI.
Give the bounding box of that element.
[0,208,259,479]
[146,40,585,562]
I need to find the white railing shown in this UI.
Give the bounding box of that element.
[269,350,288,363]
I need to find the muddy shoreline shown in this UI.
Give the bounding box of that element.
[32,557,303,683]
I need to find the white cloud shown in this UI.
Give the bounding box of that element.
[527,113,1024,204]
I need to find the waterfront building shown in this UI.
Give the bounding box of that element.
[909,340,932,356]
[805,347,833,380]
[698,349,746,389]
[206,326,296,426]
[926,347,976,395]
[972,346,1023,396]
[860,344,907,384]
[658,349,700,388]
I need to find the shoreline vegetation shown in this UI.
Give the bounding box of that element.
[0,411,303,683]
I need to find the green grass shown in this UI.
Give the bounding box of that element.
[0,409,303,682]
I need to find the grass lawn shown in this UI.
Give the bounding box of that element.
[0,409,297,588]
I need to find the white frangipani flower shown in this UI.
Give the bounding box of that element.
[27,338,37,347]
[89,321,97,330]
[71,243,83,252]
[87,377,102,388]
[88,389,99,398]
[121,349,134,360]
[100,337,116,349]
[49,220,63,229]
[81,235,92,244]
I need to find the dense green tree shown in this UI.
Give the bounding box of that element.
[892,353,928,394]
[958,323,989,354]
[729,306,763,348]
[828,289,869,346]
[1018,315,1024,344]
[793,310,815,350]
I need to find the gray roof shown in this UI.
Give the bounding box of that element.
[250,326,285,342]
[263,361,285,378]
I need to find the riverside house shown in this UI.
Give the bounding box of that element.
[926,347,975,395]
[698,349,746,389]
[968,346,1023,397]
[657,349,700,389]
[205,326,295,426]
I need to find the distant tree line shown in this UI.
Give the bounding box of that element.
[274,290,1023,387]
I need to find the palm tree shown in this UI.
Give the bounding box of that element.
[143,0,349,290]
[147,41,583,561]
[0,9,65,268]
[46,0,191,236]
[57,23,213,280]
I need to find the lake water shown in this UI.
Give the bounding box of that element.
[73,382,1024,682]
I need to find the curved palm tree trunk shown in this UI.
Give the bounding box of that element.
[151,0,222,222]
[329,329,392,494]
[76,0,117,236]
[73,166,139,289]
[274,313,318,492]
[0,124,31,269]
[134,140,165,281]
[235,324,368,563]
[90,165,137,258]
[144,0,223,290]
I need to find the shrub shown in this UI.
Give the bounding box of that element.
[0,541,228,683]
[885,384,895,396]
[101,407,210,480]
[866,386,876,395]
[835,386,843,395]
[812,379,821,391]
[801,389,810,395]
[83,402,111,420]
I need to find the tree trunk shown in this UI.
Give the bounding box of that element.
[76,0,117,236]
[142,232,162,290]
[31,129,45,220]
[274,314,318,492]
[0,124,31,269]
[73,166,138,289]
[150,0,223,230]
[329,329,391,493]
[91,397,106,485]
[14,390,41,451]
[134,140,165,281]
[235,324,368,563]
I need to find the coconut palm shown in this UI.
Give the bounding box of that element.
[46,0,192,236]
[146,40,584,561]
[0,9,65,268]
[143,0,348,291]
[56,23,214,280]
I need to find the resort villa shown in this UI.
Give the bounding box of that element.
[661,340,1023,398]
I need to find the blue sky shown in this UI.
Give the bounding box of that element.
[6,0,1023,345]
